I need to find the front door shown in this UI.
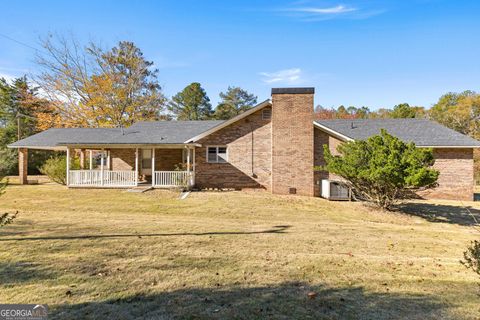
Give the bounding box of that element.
[141,149,152,175]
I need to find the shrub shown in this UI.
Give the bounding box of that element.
[462,240,480,277]
[320,129,439,210]
[0,172,17,227]
[40,156,80,185]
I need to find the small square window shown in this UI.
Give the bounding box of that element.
[207,146,228,163]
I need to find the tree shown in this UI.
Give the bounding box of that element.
[0,77,55,175]
[390,103,416,118]
[321,130,439,210]
[314,105,337,119]
[168,82,213,120]
[214,86,257,120]
[35,35,166,128]
[429,91,480,138]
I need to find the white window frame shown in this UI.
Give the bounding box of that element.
[206,146,228,163]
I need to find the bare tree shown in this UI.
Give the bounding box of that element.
[35,34,165,128]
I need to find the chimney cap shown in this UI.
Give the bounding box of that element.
[271,87,315,95]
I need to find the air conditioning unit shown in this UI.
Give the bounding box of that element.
[321,179,351,200]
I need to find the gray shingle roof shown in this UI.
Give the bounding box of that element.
[315,119,480,147]
[8,120,224,148]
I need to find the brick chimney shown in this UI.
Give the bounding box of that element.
[271,87,315,196]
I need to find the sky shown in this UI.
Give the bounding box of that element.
[0,0,479,109]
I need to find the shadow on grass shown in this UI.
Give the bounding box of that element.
[0,262,57,285]
[395,203,480,226]
[52,281,451,319]
[0,225,291,242]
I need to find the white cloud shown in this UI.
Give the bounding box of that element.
[259,68,303,84]
[278,2,384,21]
[291,5,357,14]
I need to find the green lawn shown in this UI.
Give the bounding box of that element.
[0,183,479,319]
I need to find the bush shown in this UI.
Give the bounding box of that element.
[0,171,17,227]
[40,156,80,185]
[462,240,480,277]
[320,129,439,210]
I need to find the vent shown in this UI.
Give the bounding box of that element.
[288,187,297,194]
[262,108,272,120]
[321,180,350,201]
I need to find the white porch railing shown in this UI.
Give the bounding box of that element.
[69,170,137,187]
[154,171,194,188]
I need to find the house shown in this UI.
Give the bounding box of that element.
[9,87,480,201]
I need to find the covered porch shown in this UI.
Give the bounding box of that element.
[66,145,196,189]
[17,144,197,189]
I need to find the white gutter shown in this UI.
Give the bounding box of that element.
[313,121,354,142]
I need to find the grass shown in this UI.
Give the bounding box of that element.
[0,183,479,319]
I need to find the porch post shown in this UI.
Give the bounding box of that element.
[135,148,139,186]
[192,147,196,186]
[18,148,28,185]
[151,148,156,187]
[186,147,191,188]
[107,150,111,170]
[66,147,70,186]
[100,149,104,186]
[89,150,93,170]
[79,149,86,169]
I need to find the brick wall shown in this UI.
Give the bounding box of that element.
[418,148,474,201]
[313,129,345,196]
[195,107,272,190]
[271,89,315,196]
[110,148,184,172]
[155,149,183,171]
[110,148,136,171]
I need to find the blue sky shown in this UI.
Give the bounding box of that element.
[0,0,479,109]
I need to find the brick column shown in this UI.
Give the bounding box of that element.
[79,149,86,169]
[18,148,28,185]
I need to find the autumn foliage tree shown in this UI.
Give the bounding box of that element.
[35,35,165,128]
[429,91,480,139]
[0,77,56,174]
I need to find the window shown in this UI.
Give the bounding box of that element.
[142,149,152,169]
[262,108,272,120]
[207,146,228,163]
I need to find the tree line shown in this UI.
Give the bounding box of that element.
[1,35,479,175]
[315,92,480,141]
